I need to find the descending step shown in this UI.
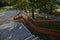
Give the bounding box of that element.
[24,35,35,40]
[32,37,39,40]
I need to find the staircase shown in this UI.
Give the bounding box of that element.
[0,22,39,40]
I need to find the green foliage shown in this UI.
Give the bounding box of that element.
[5,0,56,18]
[37,0,56,14]
[10,0,30,12]
[0,0,8,7]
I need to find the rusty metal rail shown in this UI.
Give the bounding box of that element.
[14,14,60,38]
[30,19,60,22]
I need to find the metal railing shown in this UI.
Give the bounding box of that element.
[14,14,60,38]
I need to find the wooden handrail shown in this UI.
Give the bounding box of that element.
[14,14,60,38]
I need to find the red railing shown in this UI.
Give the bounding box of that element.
[14,14,60,38]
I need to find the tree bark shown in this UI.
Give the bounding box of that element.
[31,2,34,19]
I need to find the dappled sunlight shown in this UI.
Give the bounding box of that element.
[3,6,13,9]
[56,9,60,12]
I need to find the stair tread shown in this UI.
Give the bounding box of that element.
[32,37,39,40]
[25,35,35,40]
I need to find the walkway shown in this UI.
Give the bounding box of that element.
[0,10,20,24]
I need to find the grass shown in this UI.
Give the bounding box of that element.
[0,6,14,12]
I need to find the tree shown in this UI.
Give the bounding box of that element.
[29,0,35,19]
[38,0,56,14]
[5,0,56,19]
[0,0,8,7]
[5,0,36,19]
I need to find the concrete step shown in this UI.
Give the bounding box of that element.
[24,35,35,40]
[32,37,39,40]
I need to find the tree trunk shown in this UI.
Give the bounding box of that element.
[32,6,34,19]
[32,2,34,19]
